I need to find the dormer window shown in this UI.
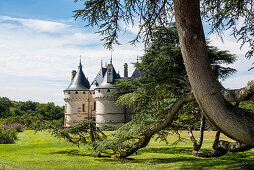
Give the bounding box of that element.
[83,92,86,94]
[75,91,78,94]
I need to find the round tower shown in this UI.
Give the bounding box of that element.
[94,62,125,127]
[64,60,95,128]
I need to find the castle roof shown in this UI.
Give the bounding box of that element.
[65,61,90,91]
[91,67,107,87]
[96,64,121,89]
[131,67,145,79]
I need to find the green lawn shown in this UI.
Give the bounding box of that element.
[0,130,253,170]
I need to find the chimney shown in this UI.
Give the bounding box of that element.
[71,70,77,81]
[124,63,128,78]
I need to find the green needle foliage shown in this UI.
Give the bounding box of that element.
[47,24,236,157]
[37,120,107,156]
[105,25,236,154]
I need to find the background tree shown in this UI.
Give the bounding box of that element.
[0,97,64,128]
[0,97,13,118]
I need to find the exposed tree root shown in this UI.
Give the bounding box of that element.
[189,129,253,158]
[188,100,254,157]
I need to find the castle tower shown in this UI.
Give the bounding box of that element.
[94,61,125,127]
[63,60,95,128]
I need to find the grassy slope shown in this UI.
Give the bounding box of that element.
[0,130,253,170]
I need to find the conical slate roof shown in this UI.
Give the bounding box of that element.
[131,68,145,79]
[65,62,90,91]
[91,67,107,87]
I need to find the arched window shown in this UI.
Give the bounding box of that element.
[68,91,70,94]
[98,90,100,93]
[75,91,78,94]
[107,89,110,92]
[83,91,86,94]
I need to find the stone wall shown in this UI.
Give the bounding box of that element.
[64,90,95,127]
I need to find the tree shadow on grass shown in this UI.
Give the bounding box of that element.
[49,149,90,157]
[97,147,254,169]
[48,149,109,158]
[138,146,193,155]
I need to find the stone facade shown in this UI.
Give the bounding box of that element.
[64,90,95,127]
[94,88,126,126]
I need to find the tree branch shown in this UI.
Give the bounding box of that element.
[192,130,253,158]
[115,93,195,158]
[222,84,254,102]
[116,83,254,158]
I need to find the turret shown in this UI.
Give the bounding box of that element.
[63,59,95,128]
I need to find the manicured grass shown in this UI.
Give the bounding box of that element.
[0,130,253,170]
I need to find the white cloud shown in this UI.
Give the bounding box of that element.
[0,16,70,33]
[1,15,252,105]
[0,16,143,106]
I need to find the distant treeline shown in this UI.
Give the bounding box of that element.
[0,97,64,128]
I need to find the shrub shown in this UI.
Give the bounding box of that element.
[0,118,8,124]
[0,123,18,144]
[11,123,24,132]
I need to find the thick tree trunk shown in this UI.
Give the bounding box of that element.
[173,0,254,145]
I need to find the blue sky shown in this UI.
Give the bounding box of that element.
[0,1,253,106]
[0,0,79,19]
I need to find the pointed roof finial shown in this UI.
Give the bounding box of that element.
[78,55,82,69]
[136,55,139,63]
[101,58,103,68]
[110,51,113,64]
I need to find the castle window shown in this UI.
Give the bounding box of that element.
[75,91,78,94]
[65,104,67,113]
[68,92,70,94]
[98,90,100,93]
[107,89,110,92]
[94,102,96,111]
[83,91,86,94]
[82,104,85,112]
